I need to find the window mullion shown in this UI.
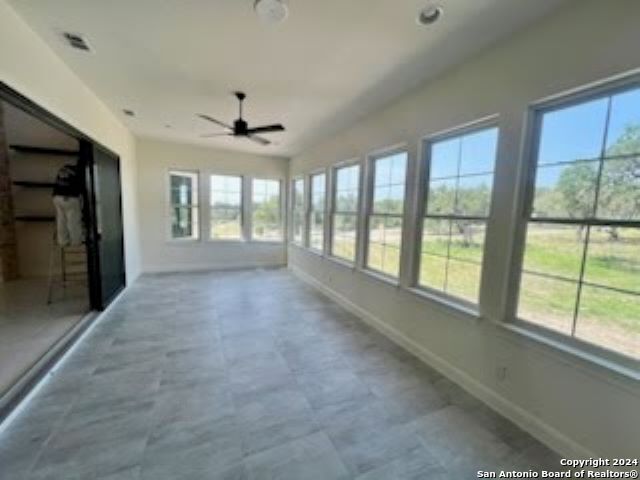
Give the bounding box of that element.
[242,176,250,241]
[571,224,592,337]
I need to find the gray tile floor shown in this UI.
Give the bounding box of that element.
[0,277,88,393]
[0,268,561,479]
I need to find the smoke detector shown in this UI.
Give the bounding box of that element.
[254,0,289,25]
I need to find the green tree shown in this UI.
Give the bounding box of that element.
[253,195,280,235]
[557,123,640,240]
[557,162,598,220]
[600,124,640,233]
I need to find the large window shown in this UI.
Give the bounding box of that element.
[210,174,242,240]
[418,126,498,304]
[291,178,305,244]
[252,179,282,241]
[309,172,327,252]
[331,163,360,262]
[169,170,199,240]
[518,85,640,360]
[365,151,407,278]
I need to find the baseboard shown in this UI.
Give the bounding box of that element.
[290,264,595,460]
[143,261,287,274]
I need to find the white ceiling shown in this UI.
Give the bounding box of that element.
[2,101,77,150]
[8,0,568,157]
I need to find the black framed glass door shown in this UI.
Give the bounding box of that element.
[83,141,126,309]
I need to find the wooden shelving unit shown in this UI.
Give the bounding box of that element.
[12,180,55,189]
[9,145,79,157]
[14,215,55,223]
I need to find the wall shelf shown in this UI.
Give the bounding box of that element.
[12,180,55,189]
[14,215,55,223]
[9,145,79,157]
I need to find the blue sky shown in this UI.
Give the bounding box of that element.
[539,87,640,165]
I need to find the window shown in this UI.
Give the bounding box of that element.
[418,126,498,304]
[331,163,360,262]
[365,151,408,278]
[518,85,640,360]
[252,179,282,241]
[169,170,199,240]
[291,178,305,244]
[210,174,242,240]
[309,172,327,251]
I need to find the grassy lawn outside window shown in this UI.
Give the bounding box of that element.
[210,174,242,240]
[518,85,640,359]
[418,126,498,305]
[331,163,360,262]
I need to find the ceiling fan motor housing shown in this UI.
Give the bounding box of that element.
[234,118,249,136]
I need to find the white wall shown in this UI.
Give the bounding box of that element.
[0,0,141,283]
[136,138,289,273]
[289,0,640,459]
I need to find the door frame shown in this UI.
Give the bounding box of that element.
[0,81,126,310]
[84,142,127,309]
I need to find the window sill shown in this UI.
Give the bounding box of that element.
[206,238,247,244]
[361,268,400,288]
[497,320,640,387]
[405,286,482,322]
[166,237,200,244]
[325,255,356,271]
[248,239,285,245]
[306,247,325,258]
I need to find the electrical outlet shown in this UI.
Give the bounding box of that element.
[496,365,507,382]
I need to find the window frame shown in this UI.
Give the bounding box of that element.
[290,176,306,246]
[362,145,410,283]
[412,118,500,311]
[507,76,640,371]
[208,173,245,242]
[250,177,285,243]
[167,169,201,242]
[329,159,363,265]
[307,169,328,254]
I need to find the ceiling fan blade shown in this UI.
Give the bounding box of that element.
[247,134,271,146]
[200,133,232,138]
[246,124,285,135]
[197,114,233,130]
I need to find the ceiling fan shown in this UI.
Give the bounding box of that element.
[198,92,285,146]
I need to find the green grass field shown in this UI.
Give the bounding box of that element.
[520,226,640,335]
[351,223,640,357]
[211,219,281,240]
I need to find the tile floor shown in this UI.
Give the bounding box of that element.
[0,277,89,394]
[0,269,561,479]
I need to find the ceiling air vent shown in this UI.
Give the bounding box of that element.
[62,32,92,52]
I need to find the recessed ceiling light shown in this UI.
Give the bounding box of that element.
[123,109,135,117]
[62,32,92,52]
[254,0,289,25]
[417,5,443,26]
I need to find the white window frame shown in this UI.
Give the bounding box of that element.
[167,169,200,242]
[362,146,410,283]
[307,169,328,254]
[328,159,362,266]
[506,75,640,373]
[290,177,305,246]
[250,177,285,243]
[208,173,244,242]
[412,119,499,310]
